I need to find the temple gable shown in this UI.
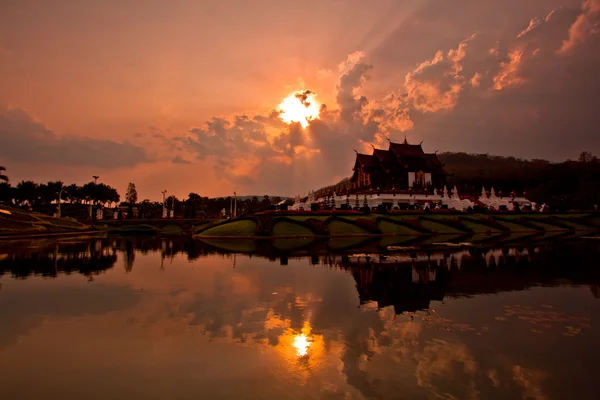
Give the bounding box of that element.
[350,139,447,191]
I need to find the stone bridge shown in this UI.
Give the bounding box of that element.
[98,218,216,233]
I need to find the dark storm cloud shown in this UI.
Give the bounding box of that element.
[0,106,150,168]
[368,0,582,70]
[405,2,600,159]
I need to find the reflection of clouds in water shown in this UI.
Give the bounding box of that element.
[0,284,143,348]
[512,366,546,400]
[415,339,479,400]
[498,304,591,336]
[3,243,600,400]
[350,305,558,400]
[350,308,481,399]
[175,255,587,400]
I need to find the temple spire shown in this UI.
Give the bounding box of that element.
[403,132,408,144]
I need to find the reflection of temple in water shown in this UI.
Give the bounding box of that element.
[331,245,600,314]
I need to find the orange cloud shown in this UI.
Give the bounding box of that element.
[493,50,526,90]
[404,36,473,113]
[559,0,600,53]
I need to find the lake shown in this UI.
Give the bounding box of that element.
[1,237,599,399]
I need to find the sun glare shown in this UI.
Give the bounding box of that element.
[293,334,311,357]
[278,90,320,128]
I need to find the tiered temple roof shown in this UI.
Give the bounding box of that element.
[351,139,448,190]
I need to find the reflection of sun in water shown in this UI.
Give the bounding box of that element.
[274,320,324,367]
[278,90,320,128]
[293,334,311,357]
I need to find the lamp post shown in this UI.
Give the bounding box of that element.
[57,189,68,218]
[162,190,167,218]
[233,191,237,218]
[89,176,99,219]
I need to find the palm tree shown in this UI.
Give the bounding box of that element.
[0,166,7,183]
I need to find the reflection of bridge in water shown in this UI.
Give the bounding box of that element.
[1,238,599,308]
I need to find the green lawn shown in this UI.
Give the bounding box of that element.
[197,220,257,236]
[525,219,568,231]
[327,219,369,235]
[495,219,538,232]
[552,219,595,230]
[460,219,503,233]
[272,220,315,237]
[418,219,465,234]
[377,219,421,235]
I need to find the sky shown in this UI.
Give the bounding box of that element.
[1,0,599,200]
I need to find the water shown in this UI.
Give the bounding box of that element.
[1,237,599,400]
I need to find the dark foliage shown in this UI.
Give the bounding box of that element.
[438,151,600,210]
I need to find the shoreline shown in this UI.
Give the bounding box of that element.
[0,230,105,241]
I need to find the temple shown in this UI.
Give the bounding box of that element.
[351,139,447,191]
[289,137,534,212]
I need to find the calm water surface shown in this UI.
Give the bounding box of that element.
[1,237,599,400]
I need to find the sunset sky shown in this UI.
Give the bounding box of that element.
[1,0,599,200]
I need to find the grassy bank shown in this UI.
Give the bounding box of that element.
[0,206,92,239]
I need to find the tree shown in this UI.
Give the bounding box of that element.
[165,195,178,211]
[80,182,96,204]
[125,182,138,205]
[0,166,8,182]
[185,193,204,217]
[0,182,12,204]
[66,183,80,203]
[261,195,270,208]
[579,151,595,163]
[39,181,64,205]
[15,181,39,205]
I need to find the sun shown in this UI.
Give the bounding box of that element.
[278,90,320,128]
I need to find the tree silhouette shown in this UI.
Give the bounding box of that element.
[0,166,8,183]
[579,151,597,163]
[125,182,138,205]
[0,182,12,204]
[15,181,39,205]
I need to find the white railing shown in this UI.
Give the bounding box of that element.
[291,186,534,212]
